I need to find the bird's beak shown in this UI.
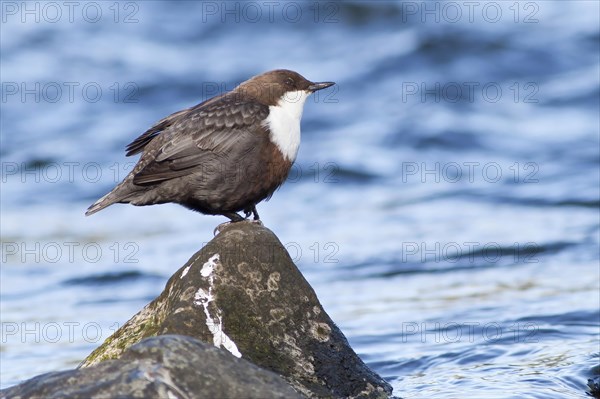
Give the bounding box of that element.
[308,81,335,92]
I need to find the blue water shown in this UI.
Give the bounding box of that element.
[1,1,599,397]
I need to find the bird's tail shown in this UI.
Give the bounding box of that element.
[85,191,118,216]
[85,180,140,216]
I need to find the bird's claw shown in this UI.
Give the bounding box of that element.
[214,219,263,236]
[213,222,229,236]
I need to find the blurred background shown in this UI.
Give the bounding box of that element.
[1,1,599,397]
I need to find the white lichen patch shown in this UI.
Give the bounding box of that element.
[180,265,191,279]
[200,254,219,277]
[282,333,315,375]
[269,308,287,323]
[193,254,242,358]
[237,262,263,284]
[267,272,280,291]
[310,321,332,342]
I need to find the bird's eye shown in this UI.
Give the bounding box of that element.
[285,78,295,87]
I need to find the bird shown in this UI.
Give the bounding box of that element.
[85,69,335,223]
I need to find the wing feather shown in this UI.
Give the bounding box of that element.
[131,96,269,185]
[125,109,191,157]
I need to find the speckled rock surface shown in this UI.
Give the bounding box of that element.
[1,335,302,399]
[81,222,393,398]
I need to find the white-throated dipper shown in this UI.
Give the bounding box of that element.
[85,69,334,222]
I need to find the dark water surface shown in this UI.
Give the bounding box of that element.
[1,1,599,397]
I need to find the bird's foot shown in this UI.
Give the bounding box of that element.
[213,221,230,236]
[214,212,243,235]
[243,205,260,221]
[247,206,262,225]
[214,212,262,236]
[213,219,264,236]
[223,212,245,222]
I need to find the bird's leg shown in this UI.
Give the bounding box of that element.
[250,206,260,221]
[243,206,261,222]
[214,212,245,235]
[246,206,263,226]
[224,212,244,222]
[215,210,262,235]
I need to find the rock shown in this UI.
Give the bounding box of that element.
[1,335,303,399]
[81,222,393,398]
[589,377,600,399]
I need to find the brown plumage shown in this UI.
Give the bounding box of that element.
[85,70,334,222]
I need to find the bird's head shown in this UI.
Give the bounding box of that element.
[235,69,335,110]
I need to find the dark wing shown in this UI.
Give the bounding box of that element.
[125,92,229,157]
[132,96,269,185]
[125,108,191,157]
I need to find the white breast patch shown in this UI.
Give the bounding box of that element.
[263,90,311,161]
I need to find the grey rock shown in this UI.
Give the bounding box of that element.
[589,376,600,399]
[82,222,393,398]
[1,334,302,399]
